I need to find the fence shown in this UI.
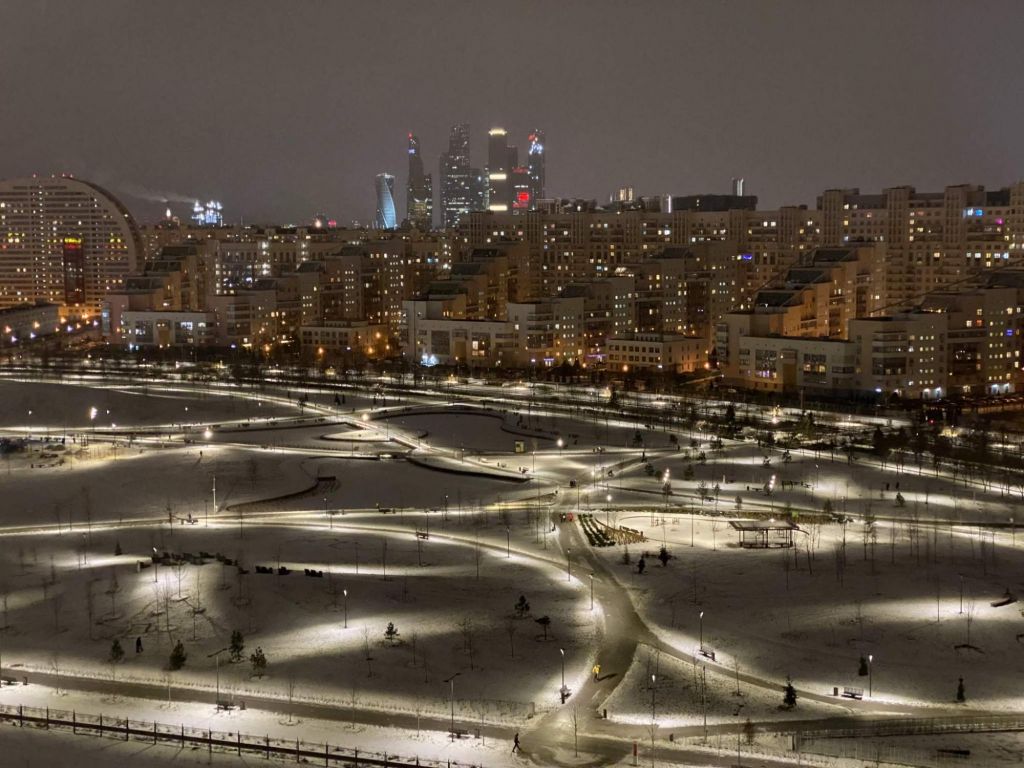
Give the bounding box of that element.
[793,713,1024,744]
[797,737,969,767]
[0,702,486,768]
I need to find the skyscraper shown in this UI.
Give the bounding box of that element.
[527,130,545,205]
[406,134,433,230]
[374,173,397,230]
[439,123,475,228]
[487,127,512,212]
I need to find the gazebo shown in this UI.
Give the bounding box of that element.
[730,519,797,549]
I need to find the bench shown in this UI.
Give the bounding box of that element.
[698,648,717,662]
[841,686,864,700]
[415,532,430,540]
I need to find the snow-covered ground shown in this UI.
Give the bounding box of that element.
[3,377,1024,767]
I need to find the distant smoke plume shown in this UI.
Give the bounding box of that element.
[118,182,200,204]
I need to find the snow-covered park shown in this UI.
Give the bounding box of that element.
[2,375,1023,767]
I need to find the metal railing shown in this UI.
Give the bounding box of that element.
[0,702,485,768]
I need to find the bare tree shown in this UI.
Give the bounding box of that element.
[107,569,121,619]
[363,627,374,677]
[505,619,517,659]
[285,673,297,725]
[571,704,579,756]
[51,592,63,633]
[965,599,977,647]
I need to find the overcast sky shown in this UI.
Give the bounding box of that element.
[2,0,1023,224]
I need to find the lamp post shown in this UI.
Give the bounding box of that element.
[606,494,612,527]
[343,589,348,629]
[560,647,566,692]
[566,548,571,582]
[651,673,657,768]
[207,646,229,708]
[444,672,461,740]
[590,574,594,611]
[557,437,564,454]
[699,610,704,652]
[505,526,510,559]
[325,496,331,529]
[868,654,873,697]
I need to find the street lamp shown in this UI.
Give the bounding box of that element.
[590,574,594,611]
[651,673,657,768]
[557,437,564,454]
[505,526,510,559]
[343,589,348,628]
[699,610,704,652]
[207,646,230,708]
[444,672,462,740]
[560,647,566,693]
[566,548,571,582]
[868,654,873,697]
[606,494,612,527]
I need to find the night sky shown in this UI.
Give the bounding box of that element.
[3,0,1023,224]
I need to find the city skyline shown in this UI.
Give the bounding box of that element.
[4,1,1024,224]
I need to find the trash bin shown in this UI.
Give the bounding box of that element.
[833,686,839,697]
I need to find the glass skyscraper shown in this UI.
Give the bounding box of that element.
[406,134,433,229]
[439,123,476,228]
[528,130,545,207]
[374,173,397,230]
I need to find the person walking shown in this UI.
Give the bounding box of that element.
[592,663,601,681]
[135,636,143,654]
[512,732,521,753]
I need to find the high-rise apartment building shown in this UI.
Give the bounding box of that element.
[374,173,397,230]
[405,134,433,230]
[0,175,141,315]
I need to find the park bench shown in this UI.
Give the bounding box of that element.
[415,531,429,540]
[698,648,717,662]
[841,686,864,700]
[255,565,273,574]
[991,591,1017,608]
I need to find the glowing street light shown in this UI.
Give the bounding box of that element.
[557,437,564,454]
[444,672,462,740]
[343,589,348,628]
[868,654,874,697]
[699,610,705,652]
[559,647,566,692]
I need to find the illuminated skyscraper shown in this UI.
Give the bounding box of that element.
[374,173,397,230]
[527,130,545,206]
[487,127,513,212]
[406,134,433,230]
[440,123,475,228]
